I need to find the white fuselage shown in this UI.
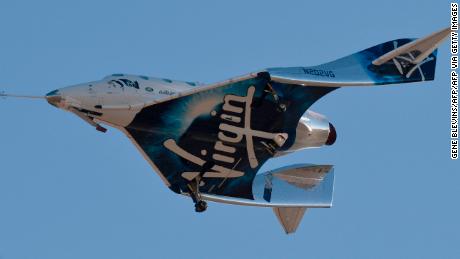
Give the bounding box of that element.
[44,73,336,210]
[48,74,202,127]
[47,73,334,152]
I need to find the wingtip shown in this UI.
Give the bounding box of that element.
[372,26,451,66]
[434,26,452,42]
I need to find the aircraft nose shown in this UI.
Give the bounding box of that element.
[45,89,63,108]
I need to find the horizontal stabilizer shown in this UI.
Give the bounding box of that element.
[273,207,307,234]
[372,27,450,66]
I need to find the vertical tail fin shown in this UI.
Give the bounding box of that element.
[372,27,450,66]
[273,207,307,234]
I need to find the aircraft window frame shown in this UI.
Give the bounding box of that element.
[107,78,140,89]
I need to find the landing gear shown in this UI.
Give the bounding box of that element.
[96,124,107,133]
[195,200,208,213]
[255,72,287,112]
[187,161,214,213]
[188,180,207,213]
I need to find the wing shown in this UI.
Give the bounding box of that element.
[123,72,336,199]
[122,28,448,200]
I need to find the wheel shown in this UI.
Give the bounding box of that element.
[278,103,286,112]
[194,200,207,213]
[195,201,207,212]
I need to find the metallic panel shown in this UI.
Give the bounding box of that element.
[201,164,334,208]
[276,110,331,156]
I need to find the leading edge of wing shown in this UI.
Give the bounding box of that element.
[119,127,172,187]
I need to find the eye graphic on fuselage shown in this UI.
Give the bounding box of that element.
[108,78,139,89]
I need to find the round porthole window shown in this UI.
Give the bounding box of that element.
[145,87,154,92]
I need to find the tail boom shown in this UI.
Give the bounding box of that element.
[267,27,450,87]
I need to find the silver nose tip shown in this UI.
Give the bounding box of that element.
[45,90,62,107]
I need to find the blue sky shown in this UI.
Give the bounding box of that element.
[0,0,458,258]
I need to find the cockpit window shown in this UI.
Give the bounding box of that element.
[162,78,173,83]
[140,75,149,80]
[119,78,139,89]
[108,78,139,89]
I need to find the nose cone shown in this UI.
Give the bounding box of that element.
[46,89,63,108]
